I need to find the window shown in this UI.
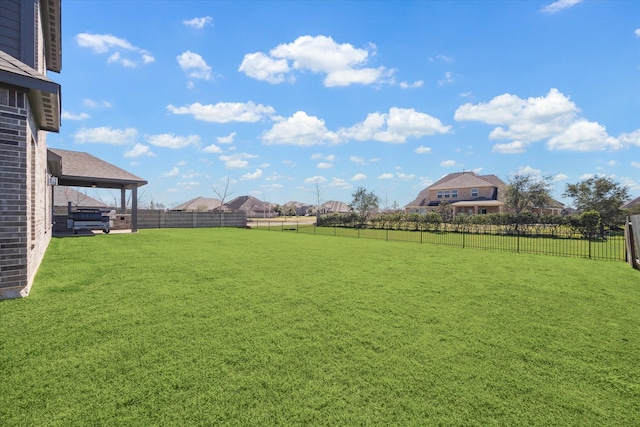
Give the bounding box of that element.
[452,190,458,198]
[471,188,479,197]
[444,190,450,198]
[437,190,443,199]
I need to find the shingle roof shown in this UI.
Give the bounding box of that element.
[172,197,222,211]
[0,50,60,132]
[48,148,147,189]
[53,186,107,208]
[623,196,640,210]
[321,200,351,213]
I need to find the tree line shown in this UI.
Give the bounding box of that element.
[316,175,636,239]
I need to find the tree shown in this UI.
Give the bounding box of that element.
[504,173,553,216]
[563,176,630,233]
[350,186,380,226]
[212,174,235,227]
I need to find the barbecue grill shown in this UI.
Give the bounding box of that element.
[70,208,110,234]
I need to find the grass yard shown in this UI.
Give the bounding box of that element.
[1,228,639,426]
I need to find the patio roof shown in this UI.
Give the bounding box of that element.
[47,148,147,189]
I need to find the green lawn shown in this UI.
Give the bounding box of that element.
[1,228,639,426]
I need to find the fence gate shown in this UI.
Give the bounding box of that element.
[626,215,640,270]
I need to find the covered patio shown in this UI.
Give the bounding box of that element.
[47,148,147,232]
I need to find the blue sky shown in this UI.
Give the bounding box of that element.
[48,0,640,209]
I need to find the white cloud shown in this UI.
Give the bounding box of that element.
[635,28,640,37]
[378,173,394,180]
[162,167,180,178]
[554,174,569,181]
[440,160,458,168]
[606,160,617,167]
[124,143,155,158]
[238,52,291,84]
[75,33,154,66]
[631,161,640,168]
[74,127,137,145]
[350,156,366,164]
[262,111,339,146]
[492,141,529,154]
[83,99,111,108]
[430,54,454,63]
[202,144,223,154]
[541,0,583,14]
[241,169,263,180]
[399,80,424,89]
[183,16,212,29]
[61,111,90,120]
[329,177,350,188]
[515,166,543,176]
[547,120,621,151]
[167,101,275,123]
[240,35,393,87]
[415,145,432,154]
[352,173,367,181]
[304,176,327,184]
[619,130,640,147]
[317,162,332,169]
[219,153,257,169]
[340,107,451,143]
[455,88,634,153]
[146,133,201,149]
[438,71,454,86]
[177,51,212,80]
[397,173,416,180]
[217,132,236,144]
[107,52,137,68]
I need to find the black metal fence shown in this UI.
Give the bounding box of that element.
[253,221,627,261]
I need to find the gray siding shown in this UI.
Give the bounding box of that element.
[0,0,21,58]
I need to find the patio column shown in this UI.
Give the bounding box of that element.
[131,186,138,233]
[120,188,126,214]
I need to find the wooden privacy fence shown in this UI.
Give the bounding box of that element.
[626,215,640,270]
[137,210,247,229]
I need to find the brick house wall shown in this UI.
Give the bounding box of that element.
[0,0,60,299]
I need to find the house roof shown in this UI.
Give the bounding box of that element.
[48,148,147,190]
[224,195,271,212]
[405,172,507,207]
[623,196,640,210]
[321,200,351,213]
[429,172,499,190]
[0,50,60,132]
[53,186,107,208]
[172,197,222,211]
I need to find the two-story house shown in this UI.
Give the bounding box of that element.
[405,171,508,215]
[0,0,61,299]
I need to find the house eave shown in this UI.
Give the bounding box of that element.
[41,0,62,72]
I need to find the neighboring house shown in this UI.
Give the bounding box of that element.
[283,201,311,216]
[0,0,61,299]
[224,195,273,218]
[623,196,640,211]
[53,186,109,214]
[531,199,565,216]
[405,172,508,215]
[319,200,351,214]
[172,196,222,212]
